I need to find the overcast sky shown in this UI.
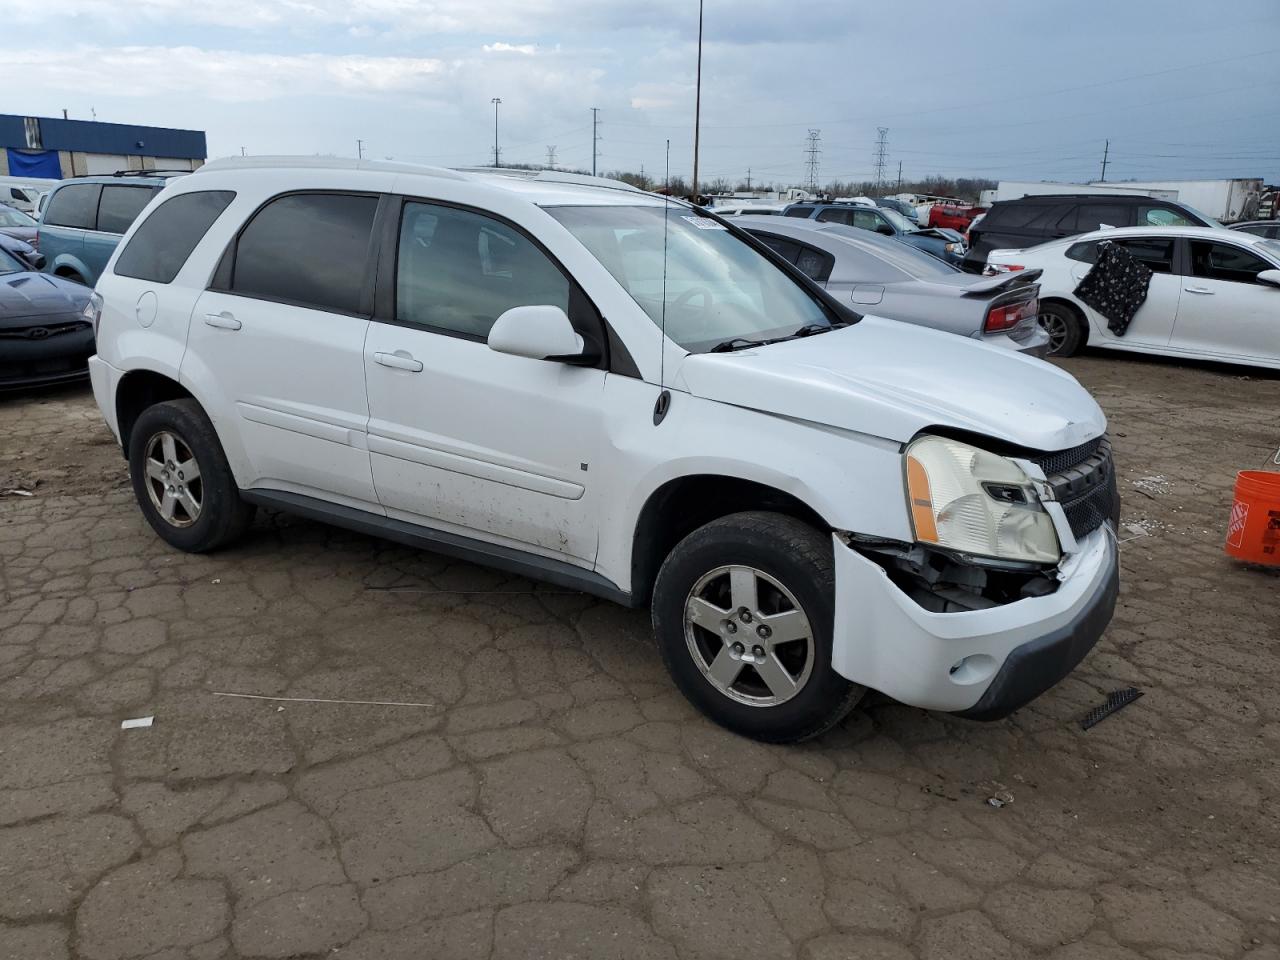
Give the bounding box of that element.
[2,0,1278,188]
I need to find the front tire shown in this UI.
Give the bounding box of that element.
[1039,302,1086,357]
[651,511,864,743]
[128,399,255,552]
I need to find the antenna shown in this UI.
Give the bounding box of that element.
[654,139,672,426]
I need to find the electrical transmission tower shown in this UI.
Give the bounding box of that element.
[546,145,558,170]
[873,127,889,193]
[804,130,821,194]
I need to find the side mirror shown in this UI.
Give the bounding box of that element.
[487,305,585,361]
[875,224,895,236]
[27,252,46,271]
[1257,268,1280,288]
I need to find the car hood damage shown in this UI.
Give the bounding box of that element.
[0,273,90,324]
[678,315,1106,452]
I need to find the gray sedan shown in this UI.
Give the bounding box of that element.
[733,215,1049,356]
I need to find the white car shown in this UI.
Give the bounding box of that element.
[987,226,1280,369]
[87,157,1119,742]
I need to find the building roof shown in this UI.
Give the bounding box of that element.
[0,114,206,159]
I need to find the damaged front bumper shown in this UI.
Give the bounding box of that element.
[830,525,1118,717]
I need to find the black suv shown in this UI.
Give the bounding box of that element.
[963,194,1216,272]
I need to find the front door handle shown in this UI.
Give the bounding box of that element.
[203,312,242,330]
[374,351,424,373]
[1184,286,1213,295]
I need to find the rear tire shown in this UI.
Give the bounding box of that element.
[1039,302,1086,357]
[651,511,864,743]
[128,399,254,553]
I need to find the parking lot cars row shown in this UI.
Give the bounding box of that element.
[86,157,1119,741]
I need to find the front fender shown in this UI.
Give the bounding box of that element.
[593,377,910,592]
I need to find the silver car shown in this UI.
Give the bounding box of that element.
[734,215,1049,357]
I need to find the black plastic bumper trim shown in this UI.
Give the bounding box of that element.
[954,536,1119,722]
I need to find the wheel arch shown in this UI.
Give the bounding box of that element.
[1040,296,1090,347]
[629,474,831,607]
[114,368,195,457]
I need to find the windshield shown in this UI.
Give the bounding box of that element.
[548,204,838,352]
[0,206,35,227]
[1259,239,1280,264]
[0,246,25,274]
[877,207,917,234]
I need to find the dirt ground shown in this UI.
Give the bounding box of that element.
[1,351,1278,960]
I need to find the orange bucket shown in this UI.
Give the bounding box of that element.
[1225,470,1280,566]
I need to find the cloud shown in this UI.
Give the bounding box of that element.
[0,46,447,102]
[483,42,537,55]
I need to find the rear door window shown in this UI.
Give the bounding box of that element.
[224,192,378,314]
[815,208,854,227]
[784,207,814,218]
[1189,241,1272,284]
[96,185,157,234]
[986,202,1052,229]
[115,190,236,283]
[44,183,101,229]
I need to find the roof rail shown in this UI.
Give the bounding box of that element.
[197,155,469,182]
[109,169,190,178]
[455,166,647,196]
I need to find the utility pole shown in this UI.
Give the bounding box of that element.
[1099,138,1110,182]
[896,161,902,193]
[691,0,704,202]
[356,139,364,160]
[545,145,557,170]
[62,108,68,120]
[746,168,752,191]
[491,98,502,167]
[240,146,246,157]
[804,130,821,195]
[873,127,889,193]
[591,107,600,177]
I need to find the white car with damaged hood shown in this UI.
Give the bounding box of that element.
[86,158,1120,742]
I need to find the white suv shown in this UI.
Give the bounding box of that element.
[87,157,1120,742]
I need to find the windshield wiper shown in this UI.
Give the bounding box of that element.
[709,337,767,353]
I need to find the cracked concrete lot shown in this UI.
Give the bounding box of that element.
[1,353,1278,960]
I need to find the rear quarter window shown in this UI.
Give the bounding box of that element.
[44,183,101,229]
[114,190,236,284]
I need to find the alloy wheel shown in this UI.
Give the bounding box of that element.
[683,565,815,707]
[142,430,203,528]
[1039,311,1069,355]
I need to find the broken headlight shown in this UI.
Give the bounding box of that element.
[904,435,1060,564]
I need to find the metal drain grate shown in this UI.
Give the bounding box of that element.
[1080,687,1144,730]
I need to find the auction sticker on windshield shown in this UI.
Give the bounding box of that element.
[683,216,727,230]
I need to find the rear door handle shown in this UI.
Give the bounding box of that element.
[374,351,424,373]
[1183,286,1213,295]
[203,312,242,330]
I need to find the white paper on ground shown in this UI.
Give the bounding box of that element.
[121,716,154,729]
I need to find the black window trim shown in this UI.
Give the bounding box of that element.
[1188,237,1275,284]
[370,193,618,373]
[208,188,384,320]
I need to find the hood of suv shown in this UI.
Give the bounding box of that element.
[678,315,1105,452]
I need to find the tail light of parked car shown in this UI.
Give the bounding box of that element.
[83,291,103,338]
[984,263,1025,276]
[984,297,1038,334]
